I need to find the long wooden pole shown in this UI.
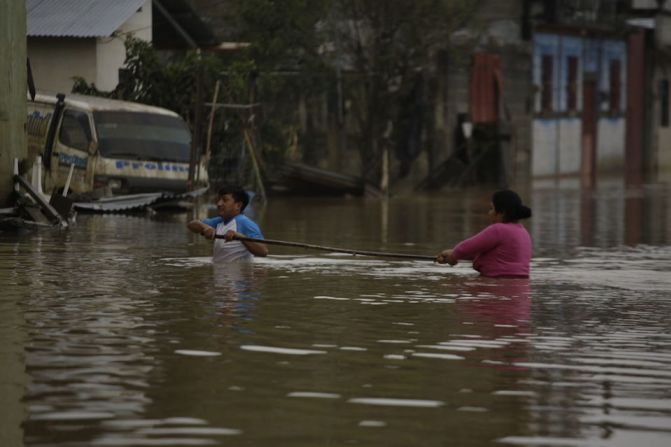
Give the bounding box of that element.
[204,79,221,165]
[215,234,436,261]
[242,127,267,202]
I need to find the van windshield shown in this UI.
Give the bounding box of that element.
[94,111,191,162]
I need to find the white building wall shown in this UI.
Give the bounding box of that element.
[96,0,152,91]
[27,37,97,93]
[532,118,581,177]
[632,0,671,12]
[532,120,558,176]
[653,64,671,183]
[656,121,671,183]
[596,118,625,174]
[558,118,581,174]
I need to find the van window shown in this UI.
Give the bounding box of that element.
[94,111,191,162]
[59,110,92,151]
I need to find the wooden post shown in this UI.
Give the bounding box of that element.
[188,52,203,191]
[380,120,393,196]
[0,0,28,206]
[242,126,267,202]
[380,145,389,195]
[203,79,221,171]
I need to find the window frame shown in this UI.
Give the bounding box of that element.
[58,109,93,152]
[567,55,578,112]
[609,59,622,114]
[661,79,669,128]
[541,54,554,113]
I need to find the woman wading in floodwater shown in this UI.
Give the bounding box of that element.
[436,190,532,278]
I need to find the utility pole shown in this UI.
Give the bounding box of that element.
[0,0,28,206]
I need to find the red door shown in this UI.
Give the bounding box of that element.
[581,79,597,187]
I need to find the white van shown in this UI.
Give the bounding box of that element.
[26,93,208,197]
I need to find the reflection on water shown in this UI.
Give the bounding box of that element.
[1,186,670,446]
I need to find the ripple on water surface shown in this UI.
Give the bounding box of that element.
[5,216,671,447]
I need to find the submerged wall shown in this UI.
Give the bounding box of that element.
[0,0,28,206]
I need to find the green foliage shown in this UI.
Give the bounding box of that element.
[228,0,480,181]
[73,0,481,187]
[327,0,479,174]
[236,0,330,70]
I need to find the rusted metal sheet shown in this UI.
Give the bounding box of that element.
[469,53,502,124]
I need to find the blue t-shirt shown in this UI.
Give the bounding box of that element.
[202,214,264,262]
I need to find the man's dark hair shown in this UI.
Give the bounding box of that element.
[217,184,250,211]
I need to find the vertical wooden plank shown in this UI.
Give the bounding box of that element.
[581,79,597,187]
[541,55,554,113]
[610,59,622,113]
[625,29,645,186]
[567,56,578,112]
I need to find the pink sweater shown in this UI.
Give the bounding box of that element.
[452,223,532,278]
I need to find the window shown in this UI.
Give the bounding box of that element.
[609,59,621,113]
[59,110,92,151]
[94,111,191,162]
[567,56,578,112]
[541,55,554,112]
[661,79,669,127]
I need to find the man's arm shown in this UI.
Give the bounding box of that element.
[231,217,268,257]
[187,219,215,239]
[222,230,268,257]
[241,238,268,257]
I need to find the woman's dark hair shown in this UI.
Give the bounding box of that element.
[217,184,250,211]
[492,190,532,222]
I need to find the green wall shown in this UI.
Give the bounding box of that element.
[0,0,28,206]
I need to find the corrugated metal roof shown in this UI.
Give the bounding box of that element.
[27,0,146,38]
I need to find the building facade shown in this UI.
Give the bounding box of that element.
[26,0,153,93]
[25,0,218,94]
[531,29,628,186]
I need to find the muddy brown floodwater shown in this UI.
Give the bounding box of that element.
[1,185,670,447]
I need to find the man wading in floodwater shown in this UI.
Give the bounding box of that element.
[187,185,268,262]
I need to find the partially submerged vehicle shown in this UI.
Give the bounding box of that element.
[25,92,208,210]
